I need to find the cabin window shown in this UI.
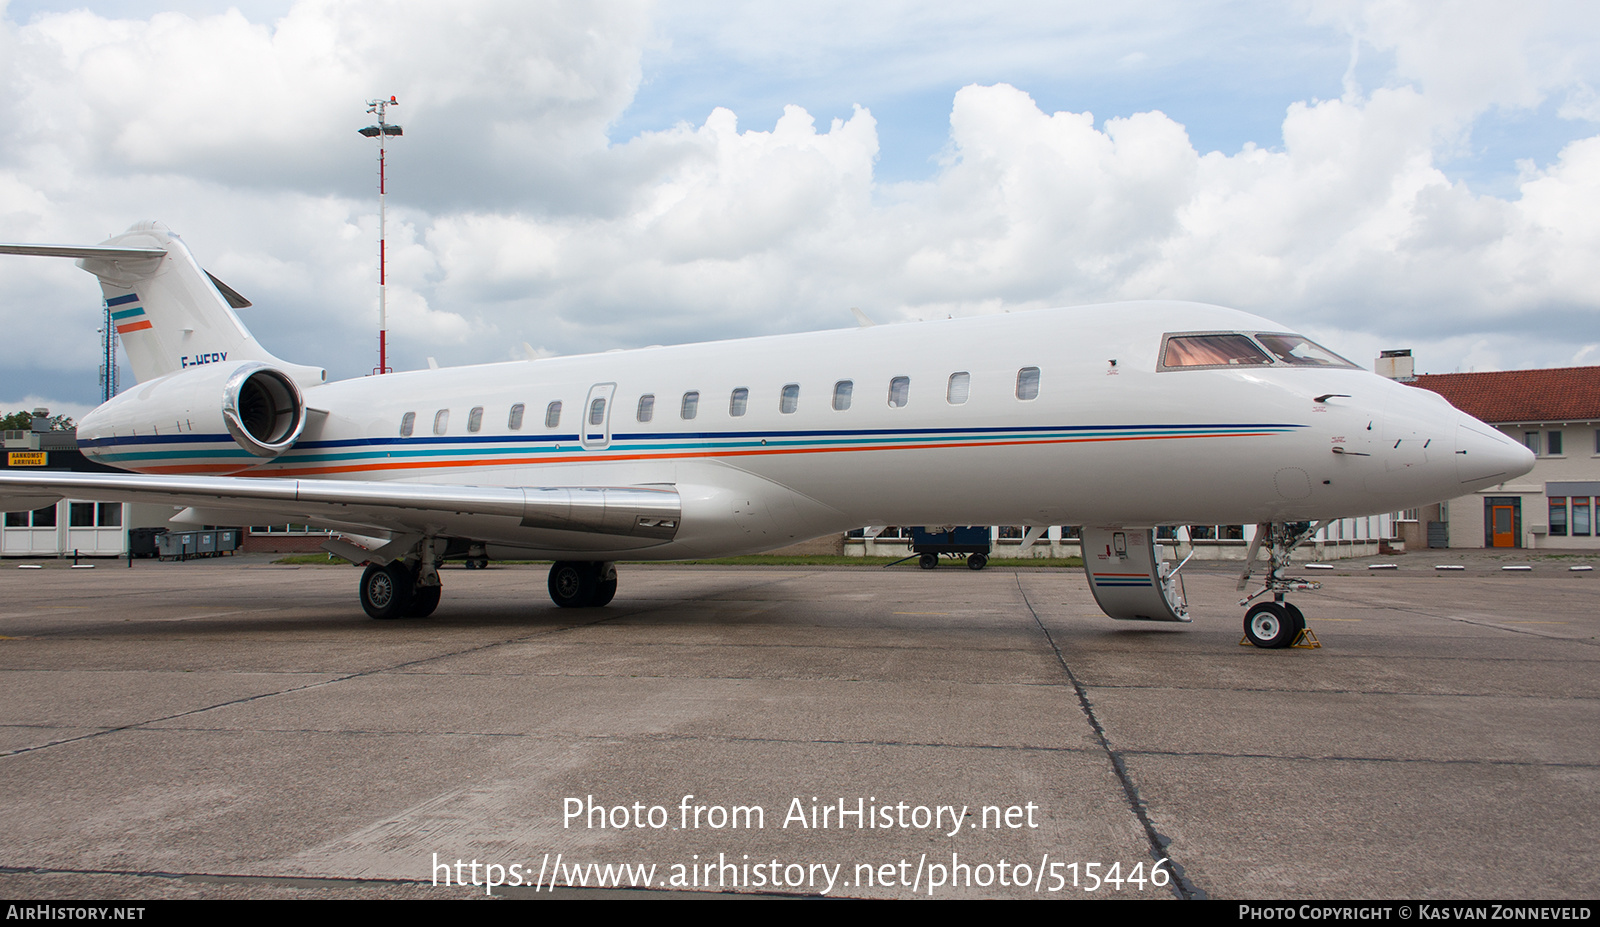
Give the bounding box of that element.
[545,401,562,428]
[433,409,450,435]
[399,412,416,437]
[888,376,910,408]
[780,384,799,414]
[833,380,853,411]
[729,388,749,417]
[947,372,970,405]
[637,394,655,423]
[468,406,484,433]
[588,397,607,426]
[508,403,525,430]
[1016,367,1040,401]
[681,391,700,420]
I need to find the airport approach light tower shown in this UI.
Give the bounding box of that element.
[360,96,402,375]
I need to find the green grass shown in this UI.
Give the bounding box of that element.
[273,552,1085,569]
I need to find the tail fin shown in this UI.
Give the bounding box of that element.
[0,221,322,386]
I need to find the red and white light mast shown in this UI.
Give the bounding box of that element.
[359,96,402,374]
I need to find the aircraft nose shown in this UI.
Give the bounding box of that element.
[1456,415,1535,488]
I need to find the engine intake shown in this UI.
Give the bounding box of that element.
[223,365,305,456]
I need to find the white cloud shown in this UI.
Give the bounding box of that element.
[1,1,1599,400]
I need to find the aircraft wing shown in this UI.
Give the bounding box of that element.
[0,472,681,550]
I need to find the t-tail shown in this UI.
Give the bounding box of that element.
[1,222,325,473]
[0,220,321,386]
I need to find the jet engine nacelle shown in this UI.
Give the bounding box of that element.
[80,361,307,465]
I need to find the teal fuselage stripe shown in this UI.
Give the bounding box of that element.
[91,425,1300,467]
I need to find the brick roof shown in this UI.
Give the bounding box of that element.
[1409,366,1600,423]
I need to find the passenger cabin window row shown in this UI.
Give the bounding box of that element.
[395,367,1047,435]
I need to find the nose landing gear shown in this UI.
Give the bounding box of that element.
[1237,522,1322,649]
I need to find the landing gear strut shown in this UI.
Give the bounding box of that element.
[548,561,617,608]
[1237,521,1322,649]
[358,537,444,620]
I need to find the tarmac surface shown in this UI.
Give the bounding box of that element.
[0,549,1596,900]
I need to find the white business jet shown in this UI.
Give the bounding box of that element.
[0,222,1534,647]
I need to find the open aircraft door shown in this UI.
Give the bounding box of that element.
[1082,527,1190,622]
[581,382,616,450]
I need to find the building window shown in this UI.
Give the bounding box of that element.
[508,403,525,430]
[399,412,415,437]
[947,372,970,405]
[1016,366,1040,400]
[833,380,852,411]
[1574,497,1592,537]
[637,394,655,423]
[30,505,55,528]
[4,511,25,527]
[729,388,748,417]
[1524,431,1541,455]
[888,376,910,408]
[433,409,450,435]
[97,503,121,527]
[1550,497,1568,536]
[468,406,484,433]
[681,391,700,420]
[545,401,562,428]
[1548,430,1563,455]
[780,384,799,414]
[69,502,95,527]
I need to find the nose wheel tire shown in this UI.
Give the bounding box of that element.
[1243,601,1303,648]
[361,562,415,620]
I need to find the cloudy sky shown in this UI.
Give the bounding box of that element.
[2,1,1599,420]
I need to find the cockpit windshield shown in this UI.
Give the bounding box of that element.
[1254,333,1357,368]
[1160,331,1358,371]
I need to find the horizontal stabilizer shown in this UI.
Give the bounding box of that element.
[0,243,166,261]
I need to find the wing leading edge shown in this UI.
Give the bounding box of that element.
[0,472,680,551]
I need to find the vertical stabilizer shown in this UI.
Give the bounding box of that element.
[0,221,323,386]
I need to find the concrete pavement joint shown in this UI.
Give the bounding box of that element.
[0,615,617,760]
[1013,574,1204,901]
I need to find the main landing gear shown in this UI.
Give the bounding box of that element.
[359,560,442,620]
[1237,521,1323,649]
[548,561,618,608]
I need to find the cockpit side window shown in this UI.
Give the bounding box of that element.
[1161,333,1272,369]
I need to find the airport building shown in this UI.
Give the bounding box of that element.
[1398,359,1600,550]
[1,424,138,557]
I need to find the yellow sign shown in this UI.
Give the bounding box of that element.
[6,451,46,466]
